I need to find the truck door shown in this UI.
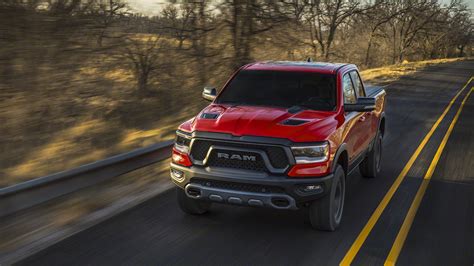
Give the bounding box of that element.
[350,70,374,149]
[342,72,366,161]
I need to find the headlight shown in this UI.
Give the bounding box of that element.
[174,130,191,154]
[291,142,329,164]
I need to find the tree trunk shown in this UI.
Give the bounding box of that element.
[241,1,253,66]
[198,2,207,85]
[364,32,375,67]
[178,37,184,50]
[398,47,404,63]
[392,26,397,64]
[230,1,242,70]
[97,32,104,47]
[324,28,335,60]
[308,19,318,59]
[324,44,330,60]
[137,71,149,94]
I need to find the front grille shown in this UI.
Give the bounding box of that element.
[190,140,212,160]
[266,146,289,168]
[190,139,290,172]
[207,149,266,172]
[192,178,285,194]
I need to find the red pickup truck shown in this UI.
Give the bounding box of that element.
[170,61,386,231]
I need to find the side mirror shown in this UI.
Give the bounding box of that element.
[202,87,217,101]
[345,97,376,112]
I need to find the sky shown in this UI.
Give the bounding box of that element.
[127,0,165,15]
[127,0,474,16]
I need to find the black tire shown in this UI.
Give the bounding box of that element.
[360,130,383,178]
[176,188,211,215]
[309,165,345,231]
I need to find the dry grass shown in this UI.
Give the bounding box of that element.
[360,57,469,84]
[0,51,204,187]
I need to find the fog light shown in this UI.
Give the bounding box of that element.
[305,185,321,191]
[299,184,323,194]
[171,169,185,181]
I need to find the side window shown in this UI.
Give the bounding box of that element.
[342,73,356,104]
[350,71,365,97]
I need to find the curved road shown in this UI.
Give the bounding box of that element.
[19,60,474,266]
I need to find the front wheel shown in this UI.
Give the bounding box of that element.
[360,131,383,178]
[176,188,211,215]
[308,165,345,231]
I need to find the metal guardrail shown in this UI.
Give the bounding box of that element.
[0,140,174,217]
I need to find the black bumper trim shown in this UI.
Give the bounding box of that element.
[185,183,298,210]
[170,163,334,206]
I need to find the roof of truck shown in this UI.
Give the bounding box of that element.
[243,61,352,74]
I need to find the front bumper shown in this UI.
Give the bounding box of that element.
[170,163,334,210]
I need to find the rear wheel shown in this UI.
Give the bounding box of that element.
[309,165,345,231]
[176,188,211,215]
[360,130,383,178]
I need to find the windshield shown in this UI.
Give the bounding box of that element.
[216,70,336,111]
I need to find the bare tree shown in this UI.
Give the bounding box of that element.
[187,1,218,86]
[92,0,130,47]
[220,0,289,69]
[445,2,472,57]
[160,3,195,49]
[387,0,446,63]
[305,0,365,60]
[362,1,406,67]
[123,35,170,94]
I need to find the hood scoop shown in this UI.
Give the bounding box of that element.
[281,119,309,126]
[201,113,220,119]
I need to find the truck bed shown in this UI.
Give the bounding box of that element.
[366,85,384,97]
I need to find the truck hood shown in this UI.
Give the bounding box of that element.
[185,104,339,142]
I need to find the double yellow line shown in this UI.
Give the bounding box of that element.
[385,85,473,265]
[340,77,473,266]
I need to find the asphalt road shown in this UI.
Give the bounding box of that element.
[18,60,474,266]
